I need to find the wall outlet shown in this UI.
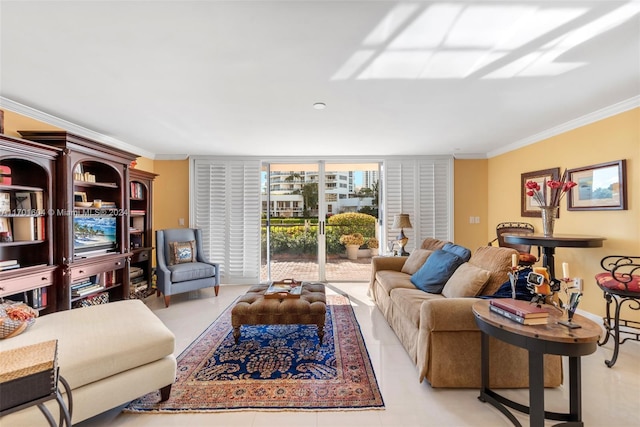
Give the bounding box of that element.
[178,218,185,226]
[573,277,583,291]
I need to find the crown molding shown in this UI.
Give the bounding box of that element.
[487,96,640,158]
[0,97,156,159]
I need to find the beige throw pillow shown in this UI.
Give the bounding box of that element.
[442,262,491,298]
[401,249,433,275]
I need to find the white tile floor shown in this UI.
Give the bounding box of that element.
[78,283,638,427]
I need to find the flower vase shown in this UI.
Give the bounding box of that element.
[540,206,558,237]
[346,244,359,260]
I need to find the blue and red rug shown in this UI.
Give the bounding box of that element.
[125,293,384,412]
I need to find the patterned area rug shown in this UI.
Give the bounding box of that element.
[124,294,384,412]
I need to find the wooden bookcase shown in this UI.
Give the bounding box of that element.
[0,134,60,313]
[19,131,138,310]
[128,168,157,299]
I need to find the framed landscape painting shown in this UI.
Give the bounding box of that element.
[567,160,627,210]
[521,167,560,217]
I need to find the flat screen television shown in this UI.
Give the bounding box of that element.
[73,215,117,255]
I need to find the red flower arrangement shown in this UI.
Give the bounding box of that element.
[525,169,577,208]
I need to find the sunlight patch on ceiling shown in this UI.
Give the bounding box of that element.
[331,2,639,80]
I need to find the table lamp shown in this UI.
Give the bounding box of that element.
[392,214,412,256]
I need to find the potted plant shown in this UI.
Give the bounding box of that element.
[367,238,379,257]
[340,233,364,260]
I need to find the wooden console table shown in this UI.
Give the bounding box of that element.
[473,300,601,427]
[503,233,605,281]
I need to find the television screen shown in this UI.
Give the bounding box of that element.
[74,215,117,253]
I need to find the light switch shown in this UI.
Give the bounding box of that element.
[179,218,185,226]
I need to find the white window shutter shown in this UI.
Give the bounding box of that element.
[192,158,261,283]
[383,157,452,252]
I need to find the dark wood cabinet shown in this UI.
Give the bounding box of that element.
[0,134,60,313]
[128,168,157,299]
[19,131,138,310]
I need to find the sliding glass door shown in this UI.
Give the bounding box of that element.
[261,161,380,283]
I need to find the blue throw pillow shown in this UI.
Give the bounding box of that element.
[442,242,471,262]
[411,249,465,293]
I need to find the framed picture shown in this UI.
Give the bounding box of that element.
[567,160,627,210]
[521,167,560,217]
[74,191,87,203]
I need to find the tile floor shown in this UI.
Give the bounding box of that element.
[78,282,638,427]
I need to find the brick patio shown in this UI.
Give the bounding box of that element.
[260,256,373,282]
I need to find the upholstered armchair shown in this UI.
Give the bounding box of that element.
[156,228,220,307]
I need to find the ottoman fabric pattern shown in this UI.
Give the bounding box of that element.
[232,283,327,343]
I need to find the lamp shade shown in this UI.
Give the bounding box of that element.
[392,214,412,229]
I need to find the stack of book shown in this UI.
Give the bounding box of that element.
[71,280,104,298]
[129,266,148,298]
[0,260,20,271]
[489,298,550,325]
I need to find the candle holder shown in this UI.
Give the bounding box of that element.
[507,267,519,299]
[558,277,582,329]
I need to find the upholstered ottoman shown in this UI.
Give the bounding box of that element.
[0,299,176,426]
[231,283,327,343]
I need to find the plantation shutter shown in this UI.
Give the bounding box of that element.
[192,158,261,283]
[383,157,453,252]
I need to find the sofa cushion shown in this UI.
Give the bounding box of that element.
[401,249,433,274]
[376,270,417,296]
[170,261,216,283]
[411,249,465,294]
[420,238,449,250]
[442,262,491,298]
[390,288,444,328]
[469,246,519,296]
[442,243,471,262]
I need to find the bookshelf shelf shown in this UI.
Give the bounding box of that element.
[128,169,157,300]
[0,134,59,313]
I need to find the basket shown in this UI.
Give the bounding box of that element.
[72,292,109,308]
[0,340,58,411]
[0,302,38,339]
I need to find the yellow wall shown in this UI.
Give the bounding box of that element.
[453,159,489,251]
[1,109,61,136]
[152,159,190,231]
[487,108,640,317]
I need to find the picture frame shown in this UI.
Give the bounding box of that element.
[74,191,88,203]
[521,167,560,217]
[567,160,627,211]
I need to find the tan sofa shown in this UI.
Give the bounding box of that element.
[0,299,176,425]
[369,239,562,388]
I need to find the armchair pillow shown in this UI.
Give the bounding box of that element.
[410,249,464,294]
[442,262,491,298]
[401,249,433,274]
[169,240,196,265]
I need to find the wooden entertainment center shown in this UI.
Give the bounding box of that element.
[0,131,156,313]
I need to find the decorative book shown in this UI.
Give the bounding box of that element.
[264,279,303,299]
[489,298,549,318]
[489,304,549,325]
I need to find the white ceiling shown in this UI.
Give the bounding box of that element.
[1,1,639,159]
